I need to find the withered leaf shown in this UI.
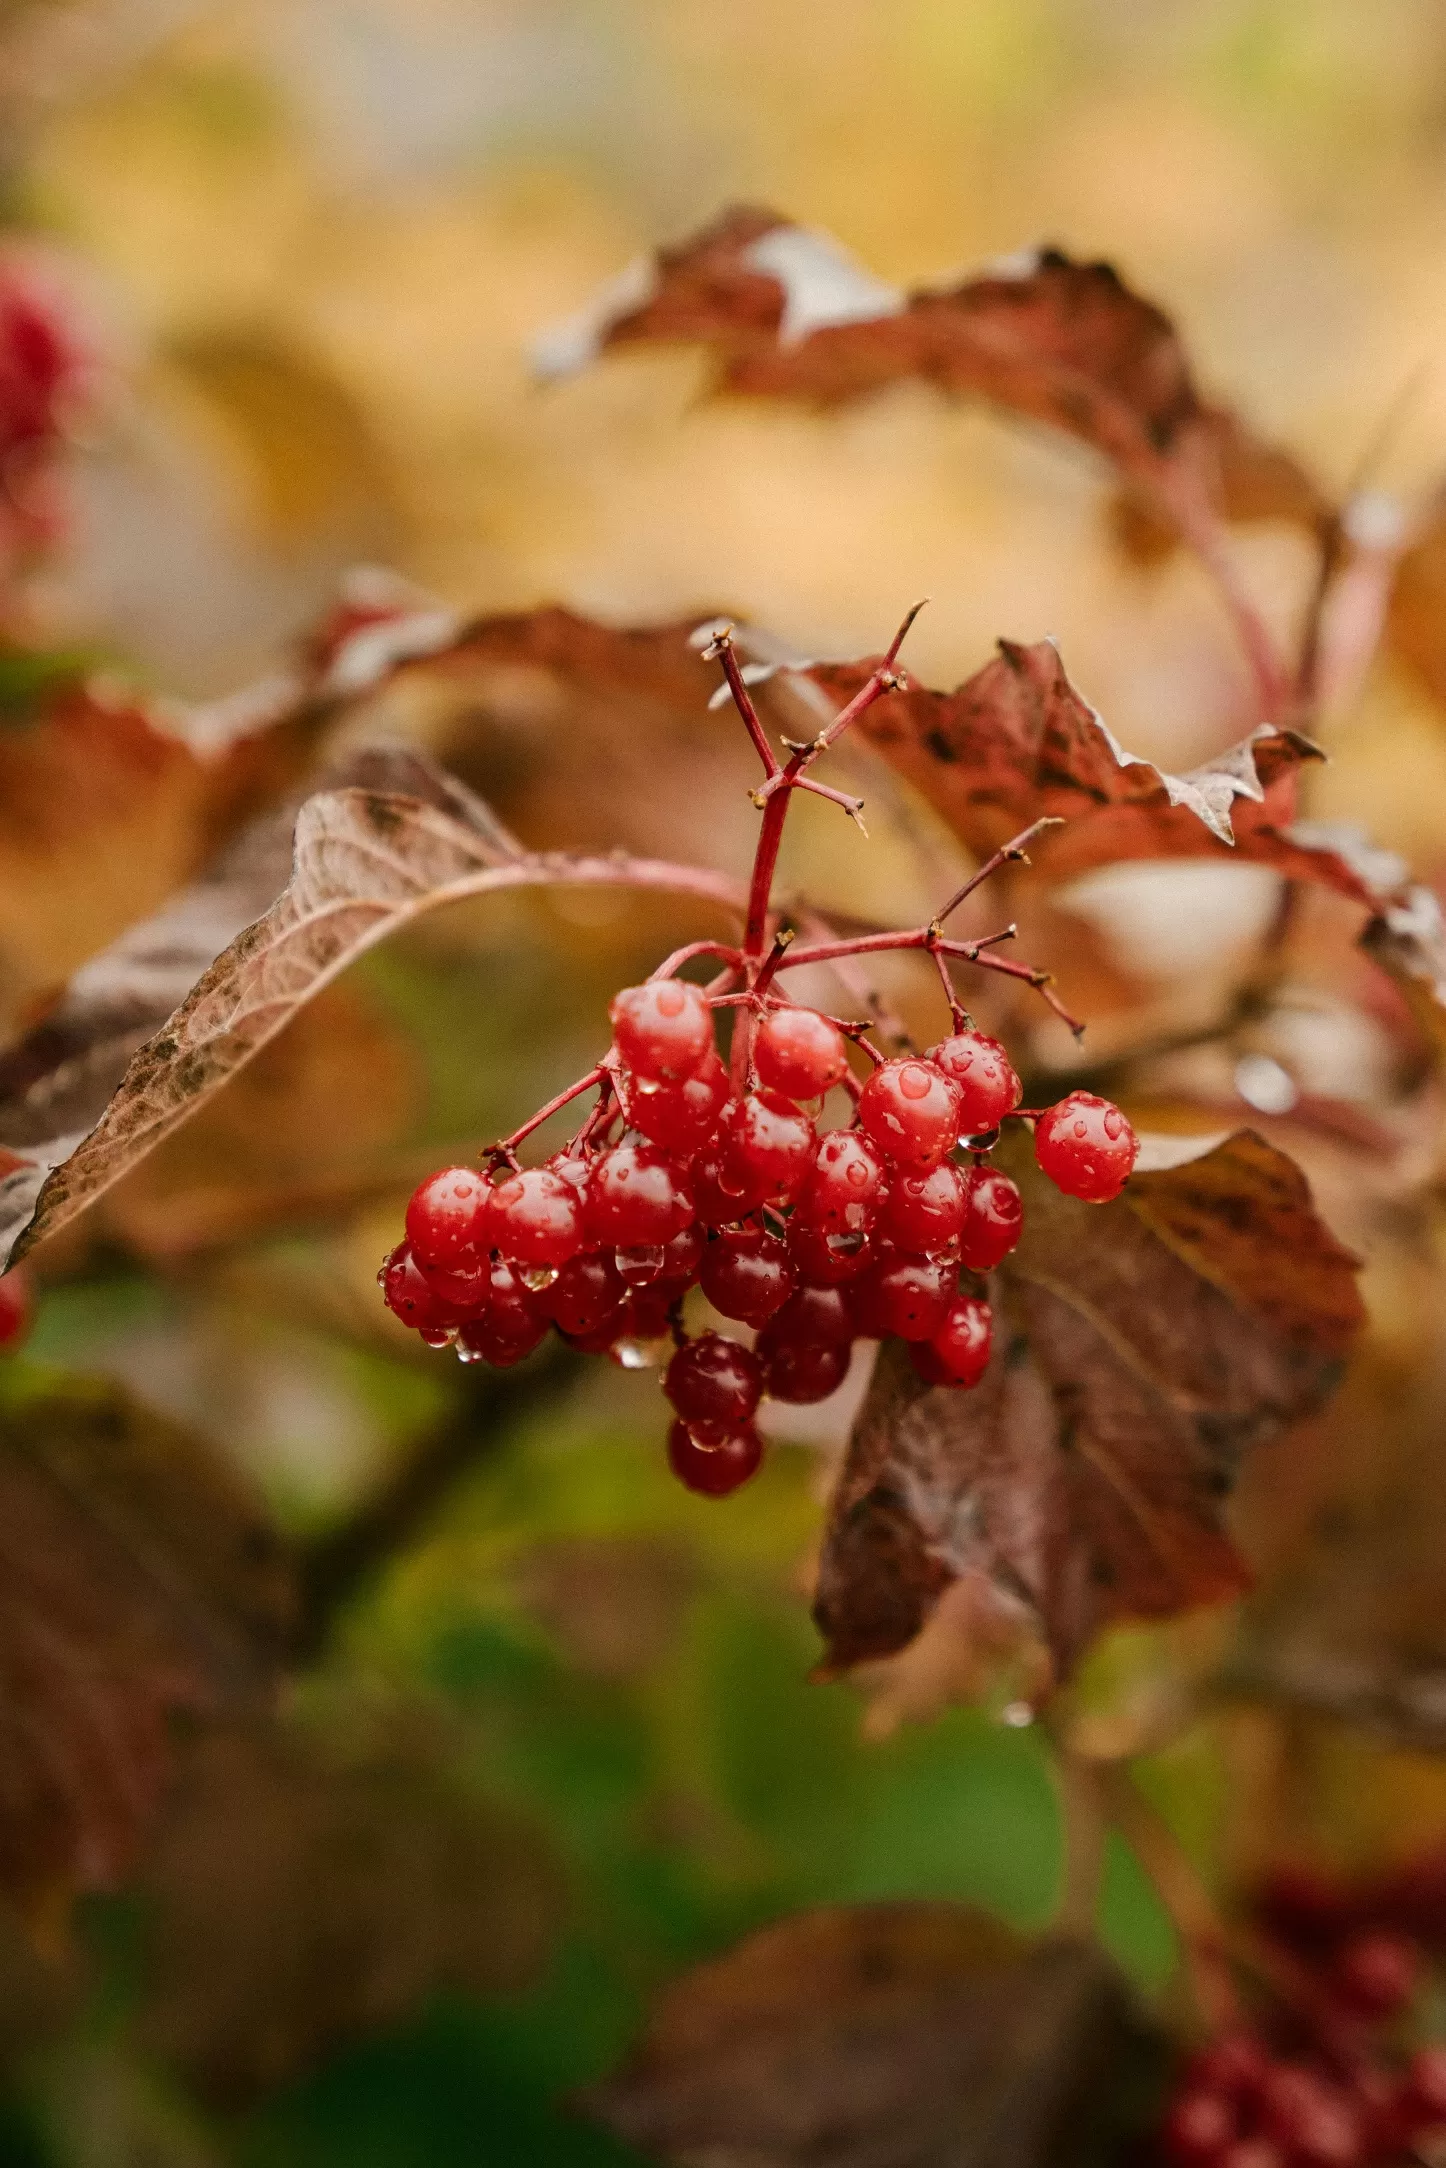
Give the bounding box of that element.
[1,771,744,1269]
[132,1714,562,2105]
[815,1132,1363,1681]
[0,1377,294,1909]
[585,1902,1147,2168]
[0,744,513,1269]
[538,207,1322,555]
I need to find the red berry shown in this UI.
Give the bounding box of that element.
[957,1166,1023,1271]
[927,1030,1021,1134]
[545,1249,625,1335]
[1400,2047,1446,2131]
[879,1162,967,1253]
[664,1331,764,1428]
[1186,2036,1272,2108]
[1034,1092,1138,1203]
[756,1327,852,1404]
[404,1165,491,1268]
[379,1243,455,1333]
[1218,2144,1284,2168]
[689,1143,751,1227]
[1162,2089,1237,2166]
[1328,1930,1419,2019]
[623,1048,732,1156]
[415,1250,492,1309]
[667,1419,763,1497]
[457,1309,547,1367]
[718,1090,817,1209]
[850,1252,954,1341]
[787,1215,872,1286]
[753,1006,850,1099]
[699,1226,796,1326]
[584,1144,694,1247]
[654,1221,707,1287]
[0,1268,32,1352]
[1259,2065,1362,2166]
[609,978,715,1081]
[615,1283,678,1346]
[857,1058,961,1169]
[481,1255,547,1339]
[795,1128,889,1237]
[487,1166,584,1267]
[912,1295,992,1387]
[769,1284,854,1346]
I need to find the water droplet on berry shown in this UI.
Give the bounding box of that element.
[456,1340,487,1364]
[520,1263,559,1293]
[616,1244,665,1284]
[1072,1119,1087,1138]
[655,983,685,1017]
[826,1231,865,1257]
[1103,1108,1124,1139]
[898,1062,933,1101]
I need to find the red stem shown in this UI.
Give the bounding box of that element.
[494,1063,606,1156]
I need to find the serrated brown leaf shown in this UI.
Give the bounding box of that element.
[814,1132,1363,1682]
[585,1902,1147,2168]
[0,744,513,1269]
[539,208,1323,560]
[132,1714,562,2105]
[1,770,743,1269]
[0,1377,294,1910]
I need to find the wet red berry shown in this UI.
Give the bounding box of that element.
[664,1331,764,1429]
[380,1243,456,1334]
[584,1143,694,1246]
[957,1165,1023,1270]
[1034,1092,1137,1202]
[858,1057,961,1169]
[699,1225,796,1326]
[545,1250,625,1335]
[404,1165,491,1269]
[911,1295,992,1387]
[879,1162,967,1253]
[623,1047,732,1156]
[457,1308,547,1366]
[487,1165,585,1266]
[850,1252,954,1341]
[609,977,715,1081]
[787,1215,872,1286]
[753,1006,850,1099]
[667,1418,763,1496]
[927,1029,1021,1134]
[756,1326,852,1404]
[718,1090,817,1209]
[795,1127,889,1237]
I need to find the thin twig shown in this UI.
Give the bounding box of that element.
[930,818,1063,930]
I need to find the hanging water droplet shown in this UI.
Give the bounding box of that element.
[615,1244,665,1285]
[612,1334,667,1370]
[520,1263,559,1293]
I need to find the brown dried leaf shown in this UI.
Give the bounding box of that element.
[0,744,512,1269]
[585,1903,1146,2168]
[132,1715,562,2105]
[0,1377,294,1911]
[538,208,1323,555]
[814,1132,1363,1682]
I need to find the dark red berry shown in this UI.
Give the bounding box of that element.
[756,1327,852,1404]
[753,1006,850,1099]
[1400,2047,1446,2131]
[379,1243,454,1333]
[1328,1929,1419,2018]
[545,1250,625,1335]
[664,1331,764,1428]
[609,978,715,1081]
[624,1048,732,1156]
[718,1090,817,1209]
[957,1165,1023,1271]
[404,1165,491,1268]
[769,1284,854,1347]
[912,1295,992,1388]
[689,1143,750,1227]
[585,1143,694,1246]
[415,1250,492,1309]
[1034,1092,1138,1202]
[457,1309,547,1367]
[667,1418,763,1497]
[654,1221,707,1287]
[850,1252,954,1341]
[700,1226,796,1326]
[482,1255,547,1339]
[1218,2142,1283,2168]
[487,1166,584,1266]
[857,1057,961,1169]
[879,1162,967,1253]
[1186,2036,1271,2108]
[0,1268,32,1352]
[1258,2064,1362,2167]
[615,1283,678,1346]
[927,1030,1021,1134]
[1161,2089,1237,2167]
[787,1215,872,1286]
[795,1127,889,1237]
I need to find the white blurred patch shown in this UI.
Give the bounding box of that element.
[1235,1053,1298,1114]
[1059,859,1282,981]
[742,227,905,344]
[530,254,658,381]
[1284,821,1407,898]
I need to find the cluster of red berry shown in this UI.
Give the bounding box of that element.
[1159,1863,1446,2166]
[380,974,1137,1497]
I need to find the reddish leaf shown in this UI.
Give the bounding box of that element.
[0,1377,293,1911]
[815,1131,1363,1680]
[586,1902,1146,2168]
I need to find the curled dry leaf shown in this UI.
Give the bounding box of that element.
[586,1901,1147,2168]
[0,771,744,1270]
[0,1376,294,1911]
[537,207,1323,585]
[0,745,516,1270]
[132,1714,563,2105]
[814,1131,1364,1682]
